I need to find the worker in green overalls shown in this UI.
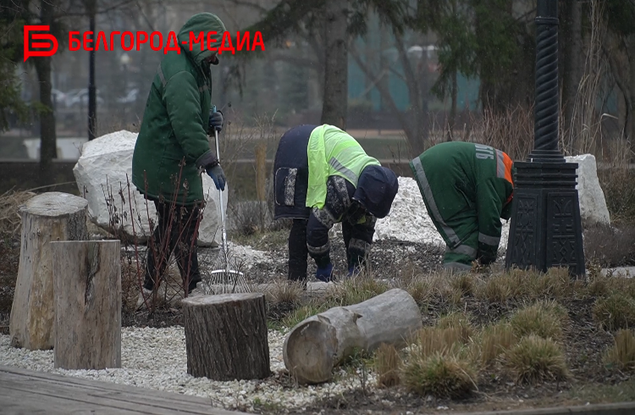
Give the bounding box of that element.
[410,141,515,271]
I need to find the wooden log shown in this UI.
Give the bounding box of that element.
[182,293,270,381]
[52,240,122,370]
[283,288,422,384]
[9,192,89,350]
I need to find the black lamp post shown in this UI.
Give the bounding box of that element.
[504,0,585,276]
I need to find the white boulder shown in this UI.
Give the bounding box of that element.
[565,154,611,225]
[72,130,226,246]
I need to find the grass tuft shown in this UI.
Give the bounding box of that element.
[326,275,391,307]
[478,322,518,367]
[402,351,477,399]
[503,335,569,384]
[605,329,635,371]
[509,300,568,341]
[437,311,474,343]
[264,279,304,306]
[592,293,635,331]
[375,343,402,388]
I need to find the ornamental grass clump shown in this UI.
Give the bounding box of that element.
[510,300,568,341]
[375,343,401,388]
[478,322,518,367]
[402,351,477,399]
[503,335,569,384]
[604,329,635,371]
[592,293,635,331]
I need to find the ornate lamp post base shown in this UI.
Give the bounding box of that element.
[504,160,585,276]
[504,0,585,277]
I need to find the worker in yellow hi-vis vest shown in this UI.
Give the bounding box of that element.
[273,124,399,284]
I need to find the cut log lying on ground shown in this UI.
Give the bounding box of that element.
[283,288,422,384]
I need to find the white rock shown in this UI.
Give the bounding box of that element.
[565,154,611,225]
[373,177,511,248]
[72,130,227,246]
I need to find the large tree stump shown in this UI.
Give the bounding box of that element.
[9,192,89,350]
[182,293,270,381]
[52,240,121,369]
[283,288,422,384]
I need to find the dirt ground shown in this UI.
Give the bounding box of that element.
[1,230,634,414]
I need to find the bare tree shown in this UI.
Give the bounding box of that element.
[320,0,348,129]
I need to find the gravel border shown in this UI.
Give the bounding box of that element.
[0,327,375,413]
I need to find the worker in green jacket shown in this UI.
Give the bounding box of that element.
[273,124,400,283]
[409,141,515,271]
[132,13,227,298]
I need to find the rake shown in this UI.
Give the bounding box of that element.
[208,107,249,294]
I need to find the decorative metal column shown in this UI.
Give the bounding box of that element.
[504,0,585,276]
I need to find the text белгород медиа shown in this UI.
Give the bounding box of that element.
[23,26,265,61]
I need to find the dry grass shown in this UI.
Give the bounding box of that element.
[475,270,525,303]
[605,329,635,371]
[281,302,331,329]
[375,343,402,388]
[477,322,518,367]
[437,311,474,343]
[584,222,635,267]
[599,167,635,225]
[402,351,478,399]
[263,279,304,306]
[509,300,569,341]
[503,335,569,384]
[592,293,635,331]
[0,189,35,238]
[326,274,391,307]
[449,273,475,297]
[120,256,142,313]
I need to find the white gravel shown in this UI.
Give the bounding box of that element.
[0,327,377,413]
[374,177,510,250]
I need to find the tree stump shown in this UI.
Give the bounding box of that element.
[182,293,270,381]
[283,288,422,384]
[9,192,89,350]
[52,240,121,370]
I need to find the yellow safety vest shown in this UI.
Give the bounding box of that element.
[305,124,380,209]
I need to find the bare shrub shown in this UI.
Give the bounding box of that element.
[584,222,635,267]
[503,335,569,384]
[0,189,35,237]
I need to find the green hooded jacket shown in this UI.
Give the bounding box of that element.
[132,13,226,205]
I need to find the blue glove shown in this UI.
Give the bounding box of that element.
[209,109,224,132]
[206,164,226,191]
[348,265,361,277]
[315,263,334,283]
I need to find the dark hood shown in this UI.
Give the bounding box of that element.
[177,12,226,66]
[353,165,399,218]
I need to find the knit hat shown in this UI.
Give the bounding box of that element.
[353,165,399,218]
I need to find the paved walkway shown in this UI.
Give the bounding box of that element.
[0,365,247,415]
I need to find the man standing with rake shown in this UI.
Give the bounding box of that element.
[132,12,227,303]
